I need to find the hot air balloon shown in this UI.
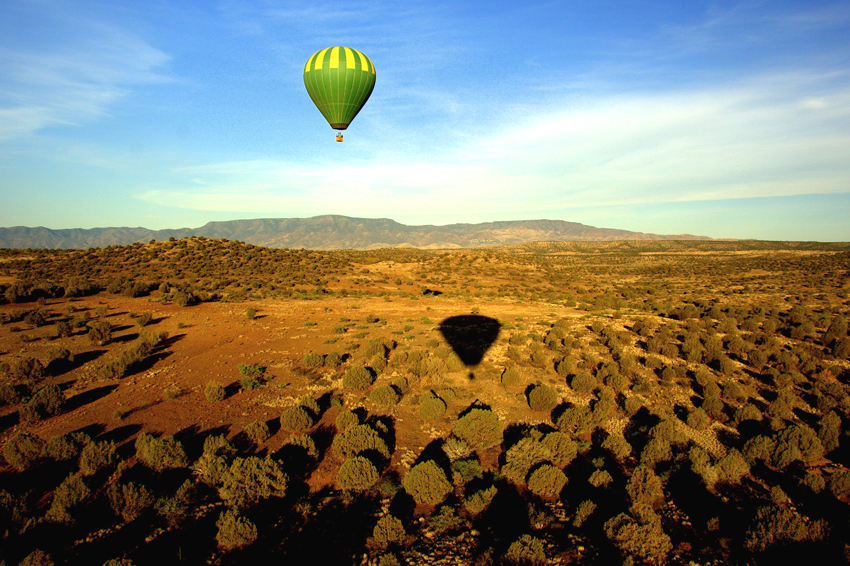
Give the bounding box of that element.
[303,46,376,142]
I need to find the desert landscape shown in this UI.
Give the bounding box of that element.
[1,237,849,565]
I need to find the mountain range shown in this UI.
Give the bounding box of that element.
[0,216,710,250]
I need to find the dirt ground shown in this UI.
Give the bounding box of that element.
[1,293,585,487]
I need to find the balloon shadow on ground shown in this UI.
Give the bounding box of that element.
[438,315,501,379]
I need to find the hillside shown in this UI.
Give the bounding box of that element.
[0,216,710,250]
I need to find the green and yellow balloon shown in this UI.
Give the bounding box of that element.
[304,46,375,141]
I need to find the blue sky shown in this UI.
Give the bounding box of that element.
[2,0,849,241]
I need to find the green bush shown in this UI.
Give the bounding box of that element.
[205,381,226,402]
[11,356,45,382]
[464,485,497,515]
[370,384,401,407]
[45,431,90,461]
[830,469,850,498]
[20,384,65,423]
[19,549,55,566]
[87,320,113,346]
[715,449,749,483]
[626,465,664,509]
[502,437,551,484]
[501,366,522,387]
[640,437,672,468]
[4,432,45,470]
[335,410,360,431]
[503,534,547,566]
[216,508,258,550]
[601,434,632,460]
[744,506,828,552]
[47,473,90,523]
[343,366,375,390]
[453,408,502,451]
[527,384,558,413]
[237,363,265,378]
[402,460,451,505]
[604,512,672,564]
[283,433,319,459]
[192,435,235,486]
[573,499,597,527]
[570,372,596,393]
[155,479,194,527]
[555,405,592,436]
[79,440,116,475]
[220,456,288,509]
[373,514,406,546]
[108,481,154,522]
[527,464,567,498]
[687,407,711,430]
[541,431,577,467]
[332,424,391,460]
[244,421,271,444]
[302,352,324,368]
[419,393,447,420]
[588,469,613,488]
[337,455,380,491]
[135,433,188,472]
[280,406,315,431]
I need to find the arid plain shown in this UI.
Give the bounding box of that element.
[1,238,849,565]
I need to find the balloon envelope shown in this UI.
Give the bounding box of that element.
[303,46,376,130]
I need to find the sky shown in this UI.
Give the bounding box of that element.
[1,0,849,241]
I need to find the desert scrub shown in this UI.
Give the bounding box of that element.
[402,460,452,505]
[601,434,632,460]
[332,424,391,460]
[604,512,672,565]
[283,433,319,459]
[244,421,271,444]
[527,384,558,413]
[237,363,265,378]
[588,469,613,488]
[335,410,360,431]
[687,407,711,430]
[370,384,401,408]
[216,508,258,550]
[419,392,447,420]
[337,455,380,491]
[4,432,45,470]
[464,484,498,515]
[280,405,315,431]
[453,408,502,451]
[219,456,288,508]
[135,433,188,472]
[501,366,522,388]
[343,366,375,390]
[20,384,65,423]
[373,515,406,547]
[79,440,116,475]
[301,352,324,369]
[527,464,567,498]
[503,534,547,566]
[573,500,597,527]
[45,431,90,461]
[541,432,578,467]
[205,381,226,402]
[47,473,91,523]
[502,437,551,484]
[108,481,154,522]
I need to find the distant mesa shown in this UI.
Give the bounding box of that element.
[0,215,711,250]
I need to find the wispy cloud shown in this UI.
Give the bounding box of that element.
[0,8,171,141]
[135,69,850,224]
